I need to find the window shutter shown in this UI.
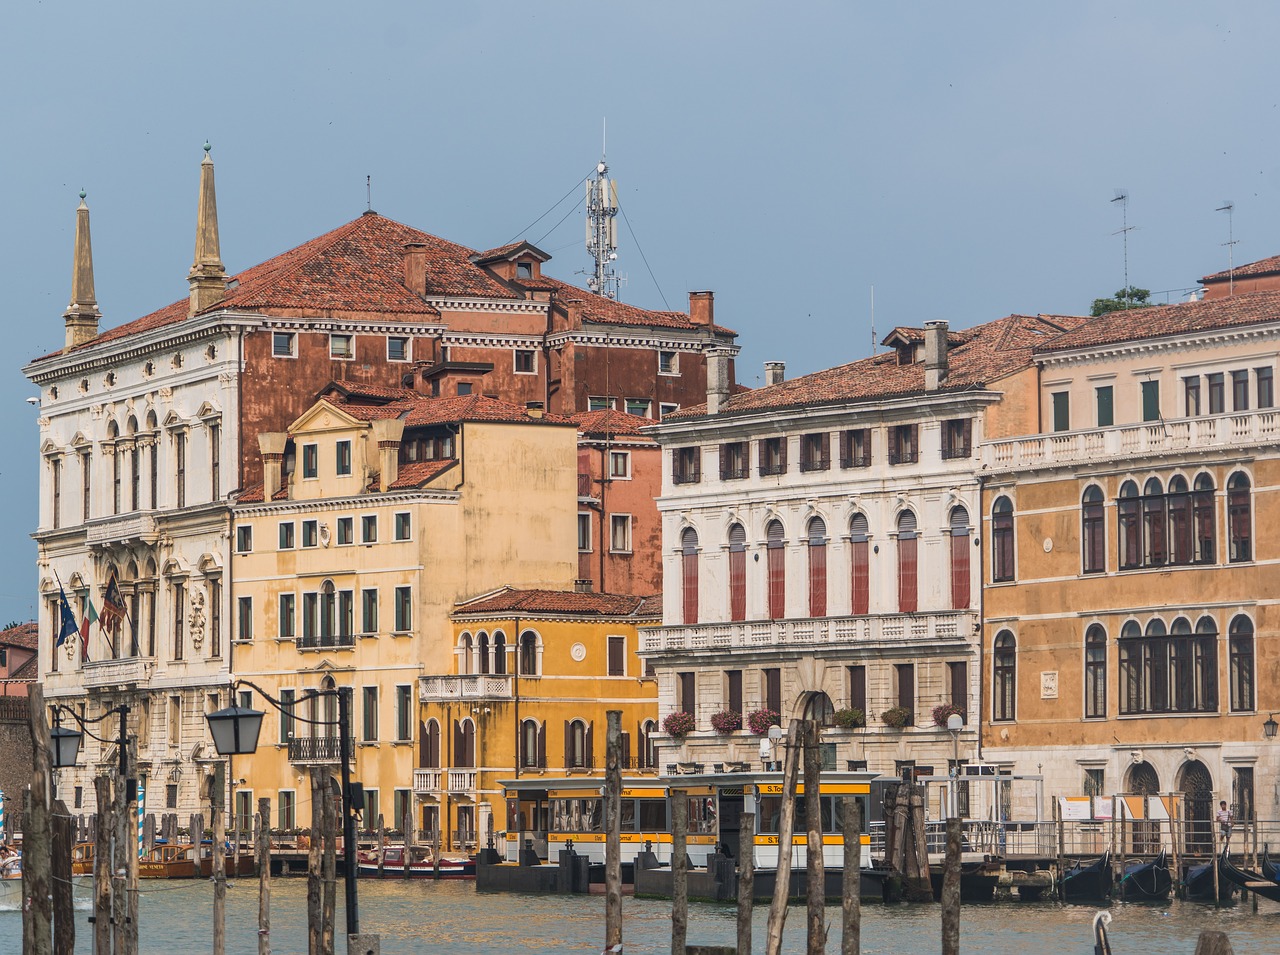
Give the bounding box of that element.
[729,550,746,621]
[585,721,594,768]
[621,731,631,768]
[851,540,869,615]
[809,539,827,617]
[682,551,699,625]
[950,533,970,610]
[564,721,571,769]
[453,721,462,766]
[898,536,918,613]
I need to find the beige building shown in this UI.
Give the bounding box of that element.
[228,389,578,832]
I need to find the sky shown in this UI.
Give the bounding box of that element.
[3,1,1280,621]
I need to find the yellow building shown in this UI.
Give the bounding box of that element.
[416,587,660,853]
[228,389,578,834]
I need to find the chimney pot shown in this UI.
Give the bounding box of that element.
[403,243,428,297]
[765,361,785,387]
[706,347,733,414]
[924,321,949,390]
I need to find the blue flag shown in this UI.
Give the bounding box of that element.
[56,587,78,649]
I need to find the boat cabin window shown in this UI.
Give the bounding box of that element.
[687,796,718,835]
[757,794,868,834]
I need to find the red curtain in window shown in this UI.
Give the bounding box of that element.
[729,549,746,621]
[950,534,970,610]
[851,540,869,615]
[809,541,827,617]
[898,536,918,613]
[682,551,699,624]
[767,545,785,619]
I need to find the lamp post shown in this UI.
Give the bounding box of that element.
[206,680,360,939]
[1264,713,1278,739]
[49,704,135,803]
[946,713,964,820]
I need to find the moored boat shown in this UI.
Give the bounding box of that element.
[357,844,476,879]
[1060,850,1112,902]
[138,843,197,879]
[1117,850,1171,901]
[1219,851,1280,902]
[1260,847,1280,884]
[1186,855,1235,903]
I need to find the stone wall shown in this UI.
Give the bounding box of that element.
[0,698,32,830]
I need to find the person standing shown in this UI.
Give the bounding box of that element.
[1215,800,1234,850]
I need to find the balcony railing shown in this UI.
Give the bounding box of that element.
[672,467,701,485]
[984,410,1280,472]
[413,769,441,793]
[641,611,971,655]
[81,656,153,689]
[577,474,596,500]
[840,452,871,468]
[287,736,355,763]
[295,632,356,651]
[799,456,831,473]
[0,697,30,722]
[418,674,513,702]
[447,770,477,793]
[84,513,159,549]
[887,447,919,465]
[410,768,479,793]
[941,443,972,460]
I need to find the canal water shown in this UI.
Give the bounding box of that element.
[2,878,1277,954]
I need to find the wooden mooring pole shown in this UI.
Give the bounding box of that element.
[93,776,112,955]
[941,816,961,955]
[1055,799,1065,900]
[51,797,75,955]
[671,789,687,955]
[308,768,323,955]
[737,811,755,955]
[322,779,337,955]
[24,684,53,955]
[764,720,802,955]
[841,797,861,955]
[804,721,824,955]
[604,710,623,953]
[211,763,227,955]
[257,797,272,955]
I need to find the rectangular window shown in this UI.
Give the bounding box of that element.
[763,668,782,715]
[362,686,379,742]
[799,433,831,472]
[272,332,296,357]
[658,351,678,375]
[336,440,352,476]
[236,596,252,642]
[278,689,295,744]
[456,382,472,396]
[337,516,353,545]
[659,402,679,418]
[726,670,743,715]
[1232,370,1250,412]
[387,337,409,362]
[210,423,220,500]
[235,526,253,553]
[362,515,378,543]
[393,586,412,632]
[279,593,296,639]
[516,261,533,279]
[889,424,918,465]
[1095,386,1114,427]
[607,636,626,676]
[172,583,185,660]
[50,458,61,530]
[895,663,915,724]
[677,672,696,713]
[1208,373,1225,414]
[840,429,871,468]
[80,450,92,520]
[168,695,182,745]
[1257,367,1274,409]
[577,513,592,552]
[175,432,186,508]
[948,661,968,720]
[363,789,380,831]
[301,520,318,548]
[514,349,536,374]
[394,512,411,541]
[847,665,866,716]
[610,514,632,553]
[1141,380,1160,422]
[609,451,630,479]
[719,441,749,480]
[1051,391,1070,432]
[330,334,354,359]
[587,396,614,412]
[941,418,973,459]
[302,444,318,479]
[278,791,296,830]
[1084,769,1105,799]
[361,589,378,633]
[395,685,412,741]
[1184,376,1201,417]
[625,398,651,418]
[672,447,701,484]
[278,522,295,549]
[759,437,787,476]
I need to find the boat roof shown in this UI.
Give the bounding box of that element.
[500,769,881,794]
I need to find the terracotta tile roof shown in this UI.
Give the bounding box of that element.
[384,459,456,489]
[546,278,736,334]
[453,587,661,618]
[472,240,550,264]
[318,381,419,403]
[236,480,290,504]
[8,654,37,681]
[667,313,1089,420]
[1036,290,1280,354]
[572,408,658,438]
[336,393,574,428]
[1201,254,1280,283]
[0,622,38,650]
[880,326,974,346]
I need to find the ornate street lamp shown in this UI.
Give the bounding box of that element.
[48,703,135,802]
[205,703,265,756]
[49,722,83,770]
[1264,713,1278,739]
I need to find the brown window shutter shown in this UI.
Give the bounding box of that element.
[621,731,631,768]
[453,720,461,765]
[564,721,571,768]
[538,723,546,768]
[585,721,595,768]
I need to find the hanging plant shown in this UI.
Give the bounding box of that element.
[832,707,866,729]
[932,703,966,727]
[710,710,742,735]
[881,706,912,729]
[747,708,782,736]
[662,711,696,738]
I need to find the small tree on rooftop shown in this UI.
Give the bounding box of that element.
[1090,286,1155,317]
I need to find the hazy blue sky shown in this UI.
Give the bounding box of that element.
[3,2,1280,621]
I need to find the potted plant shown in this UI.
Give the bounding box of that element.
[662,710,696,738]
[747,708,781,736]
[832,707,866,729]
[881,706,912,729]
[710,709,742,735]
[932,703,965,727]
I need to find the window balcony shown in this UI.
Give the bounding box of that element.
[287,736,355,764]
[413,768,477,795]
[577,473,597,502]
[413,768,442,794]
[85,513,159,550]
[641,611,974,656]
[294,633,356,651]
[418,674,513,702]
[81,656,154,689]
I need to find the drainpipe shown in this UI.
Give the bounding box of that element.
[976,472,987,765]
[513,615,521,780]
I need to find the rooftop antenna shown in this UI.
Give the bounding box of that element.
[1216,201,1238,295]
[1111,190,1134,307]
[870,285,876,356]
[366,176,373,213]
[586,120,621,300]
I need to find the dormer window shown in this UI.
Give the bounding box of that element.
[517,261,533,279]
[896,345,913,366]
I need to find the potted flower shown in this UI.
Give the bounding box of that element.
[832,707,866,729]
[881,706,912,729]
[747,708,782,736]
[932,703,965,728]
[710,709,742,735]
[663,710,696,738]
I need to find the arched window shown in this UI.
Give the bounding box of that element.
[107,420,121,515]
[1081,486,1105,574]
[454,718,476,768]
[992,631,1016,721]
[493,631,507,675]
[1193,616,1220,712]
[1117,481,1141,570]
[991,497,1014,582]
[1228,472,1252,562]
[1193,473,1216,563]
[420,719,440,768]
[897,511,918,613]
[320,676,337,737]
[949,506,970,609]
[459,632,474,674]
[127,416,140,512]
[1084,624,1106,718]
[320,580,336,644]
[1120,616,1218,715]
[803,691,835,726]
[520,719,543,769]
[766,520,786,619]
[640,719,659,769]
[477,631,490,675]
[1142,477,1167,566]
[1229,615,1255,712]
[1118,620,1143,714]
[807,517,827,617]
[681,527,699,625]
[1167,475,1192,565]
[519,630,539,676]
[727,524,747,621]
[565,719,591,769]
[850,514,870,615]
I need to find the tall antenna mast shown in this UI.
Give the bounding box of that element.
[1111,190,1134,307]
[870,285,876,356]
[586,122,621,300]
[1216,201,1238,295]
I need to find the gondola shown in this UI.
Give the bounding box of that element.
[1185,854,1235,902]
[1061,850,1112,902]
[1117,850,1171,901]
[1260,847,1280,884]
[1219,850,1280,902]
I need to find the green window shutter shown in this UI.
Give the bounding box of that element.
[1142,381,1160,422]
[1052,392,1070,432]
[1096,386,1114,427]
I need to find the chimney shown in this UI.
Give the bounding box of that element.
[688,290,714,327]
[574,579,594,593]
[924,320,949,390]
[764,361,785,387]
[403,242,428,297]
[63,191,101,351]
[706,347,732,414]
[258,432,288,500]
[525,401,545,419]
[371,417,406,492]
[188,143,227,317]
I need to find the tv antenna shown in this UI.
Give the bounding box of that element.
[1216,201,1238,295]
[870,285,877,356]
[1111,190,1135,307]
[586,120,621,300]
